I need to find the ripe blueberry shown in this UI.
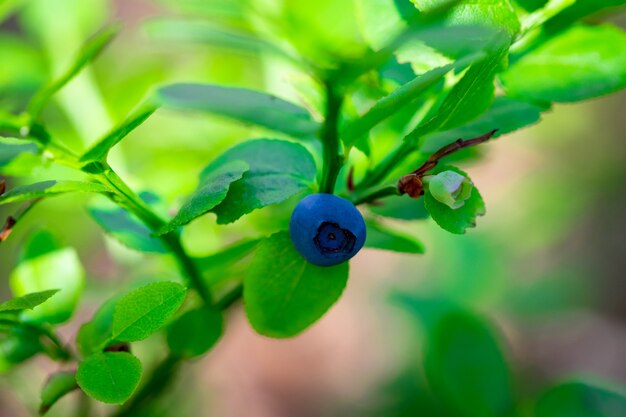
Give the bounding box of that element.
[289,193,366,266]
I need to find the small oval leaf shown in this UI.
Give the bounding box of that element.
[76,352,142,404]
[112,282,187,342]
[244,232,349,338]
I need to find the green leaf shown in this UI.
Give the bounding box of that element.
[521,0,576,33]
[369,195,430,220]
[536,381,626,417]
[501,25,626,102]
[76,352,142,404]
[27,24,121,118]
[77,296,119,357]
[424,310,514,417]
[39,371,78,416]
[10,246,85,325]
[365,219,425,254]
[544,0,626,33]
[0,326,43,373]
[0,180,108,205]
[0,138,39,168]
[167,307,223,358]
[89,194,167,253]
[341,56,478,147]
[410,44,509,141]
[155,84,320,139]
[145,19,295,63]
[421,97,546,153]
[244,232,349,338]
[111,282,187,342]
[0,290,59,313]
[159,160,249,234]
[414,0,521,38]
[80,104,158,163]
[424,166,486,234]
[205,139,317,224]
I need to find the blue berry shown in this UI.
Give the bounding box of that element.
[289,193,366,266]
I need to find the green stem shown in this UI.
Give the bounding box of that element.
[319,80,344,194]
[95,165,212,305]
[358,141,416,190]
[349,185,400,206]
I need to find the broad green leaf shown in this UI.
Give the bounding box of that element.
[0,326,43,373]
[77,296,119,357]
[155,84,320,138]
[536,381,626,417]
[159,160,249,234]
[424,166,486,234]
[89,194,167,253]
[80,104,158,163]
[111,282,187,342]
[421,97,546,152]
[76,352,141,404]
[39,371,78,416]
[0,290,59,313]
[27,24,120,118]
[424,310,514,417]
[365,219,425,254]
[205,139,317,224]
[244,232,349,338]
[10,247,85,324]
[501,25,626,102]
[0,180,108,205]
[409,44,509,141]
[167,307,223,358]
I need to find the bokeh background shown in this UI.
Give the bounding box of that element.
[1,0,625,416]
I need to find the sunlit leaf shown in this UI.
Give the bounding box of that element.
[501,25,626,102]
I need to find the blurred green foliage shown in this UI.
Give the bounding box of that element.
[1,0,625,416]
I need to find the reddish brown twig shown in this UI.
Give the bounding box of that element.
[398,129,498,198]
[0,178,6,195]
[0,216,16,242]
[0,197,43,243]
[346,166,355,192]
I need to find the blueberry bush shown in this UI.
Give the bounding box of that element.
[1,0,626,416]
